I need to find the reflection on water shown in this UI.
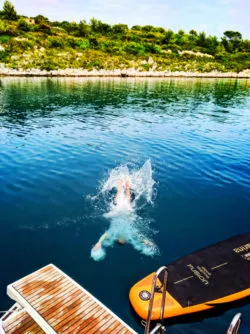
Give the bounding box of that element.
[0,78,250,333]
[1,78,249,124]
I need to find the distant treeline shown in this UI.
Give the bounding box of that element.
[0,0,249,72]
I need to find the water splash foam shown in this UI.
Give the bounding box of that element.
[90,160,159,261]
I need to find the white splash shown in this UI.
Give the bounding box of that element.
[102,159,155,204]
[91,160,159,261]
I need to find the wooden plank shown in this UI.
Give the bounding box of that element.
[51,295,95,330]
[108,322,128,333]
[34,284,75,312]
[60,305,106,333]
[79,313,114,333]
[13,265,54,289]
[87,316,120,334]
[19,277,66,307]
[18,270,61,296]
[3,310,44,334]
[3,312,26,331]
[29,280,75,309]
[47,291,90,325]
[23,274,69,302]
[59,301,105,332]
[7,264,137,334]
[41,288,84,320]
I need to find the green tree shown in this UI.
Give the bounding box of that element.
[189,29,198,37]
[206,35,219,54]
[89,18,112,34]
[34,15,52,34]
[197,32,207,48]
[214,44,228,61]
[100,22,111,34]
[242,39,250,52]
[90,18,100,32]
[60,21,78,34]
[34,14,49,25]
[141,25,154,32]
[161,30,174,45]
[131,25,141,31]
[153,27,165,33]
[222,30,242,52]
[175,30,187,46]
[188,30,198,49]
[112,24,128,35]
[2,0,18,20]
[78,20,90,37]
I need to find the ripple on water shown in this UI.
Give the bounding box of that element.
[0,78,250,333]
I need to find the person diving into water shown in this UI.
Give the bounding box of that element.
[92,178,154,257]
[93,179,132,251]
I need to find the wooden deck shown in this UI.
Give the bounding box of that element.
[3,309,44,334]
[5,264,136,334]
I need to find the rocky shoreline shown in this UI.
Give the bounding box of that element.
[0,67,250,78]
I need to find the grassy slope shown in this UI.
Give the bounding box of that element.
[0,17,249,73]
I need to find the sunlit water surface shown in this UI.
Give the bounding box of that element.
[0,78,250,333]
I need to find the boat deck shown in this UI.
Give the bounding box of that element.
[3,308,44,334]
[4,264,136,333]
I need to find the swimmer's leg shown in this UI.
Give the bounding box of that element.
[125,179,131,203]
[114,179,123,204]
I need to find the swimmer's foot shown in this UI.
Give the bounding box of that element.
[118,179,123,187]
[93,242,101,251]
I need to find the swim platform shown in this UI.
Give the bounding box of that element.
[1,264,136,333]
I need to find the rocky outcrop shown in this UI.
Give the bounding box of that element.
[0,66,249,78]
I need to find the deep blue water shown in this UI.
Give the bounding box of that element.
[0,77,250,333]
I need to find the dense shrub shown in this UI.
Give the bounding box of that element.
[48,36,65,48]
[17,18,31,31]
[123,42,146,55]
[76,39,90,50]
[0,19,7,33]
[0,49,9,61]
[38,23,52,34]
[0,34,11,43]
[0,20,17,35]
[89,37,98,48]
[144,43,162,54]
[112,24,128,35]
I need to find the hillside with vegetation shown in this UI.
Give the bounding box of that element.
[0,0,249,74]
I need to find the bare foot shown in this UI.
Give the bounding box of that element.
[93,242,101,251]
[117,179,123,188]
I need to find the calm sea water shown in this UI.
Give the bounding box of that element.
[0,77,250,333]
